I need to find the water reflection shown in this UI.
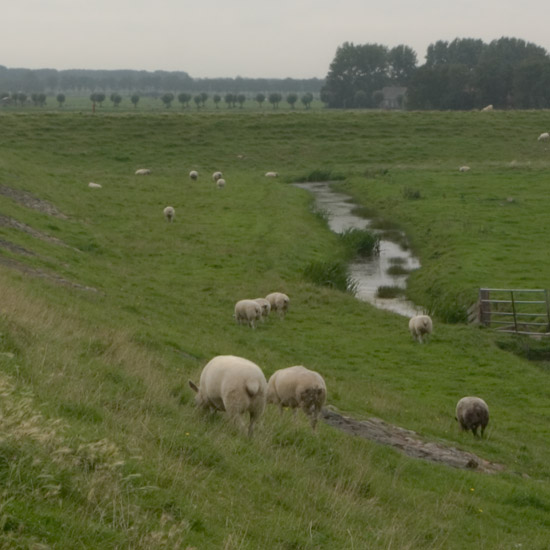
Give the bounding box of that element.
[294,181,423,318]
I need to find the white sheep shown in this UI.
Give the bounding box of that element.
[216,178,226,189]
[163,206,175,222]
[234,299,262,328]
[456,396,489,437]
[212,171,223,182]
[459,166,471,172]
[409,314,433,343]
[254,298,271,320]
[189,355,267,437]
[265,292,290,318]
[135,168,151,175]
[537,132,550,141]
[88,182,102,188]
[265,171,278,177]
[189,170,198,181]
[267,366,327,431]
[481,104,493,112]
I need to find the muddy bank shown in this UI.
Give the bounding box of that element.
[0,185,68,219]
[322,409,505,474]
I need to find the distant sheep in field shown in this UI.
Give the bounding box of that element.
[189,170,198,181]
[265,171,278,177]
[212,171,223,182]
[254,298,271,320]
[267,366,327,431]
[409,314,433,343]
[189,355,267,437]
[163,206,175,222]
[88,182,102,188]
[234,299,262,328]
[456,396,489,437]
[265,292,290,318]
[216,178,226,189]
[538,132,550,141]
[135,168,151,176]
[459,166,471,172]
[481,104,493,112]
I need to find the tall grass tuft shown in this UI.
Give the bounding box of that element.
[339,228,380,258]
[303,260,355,293]
[296,169,346,182]
[376,285,405,298]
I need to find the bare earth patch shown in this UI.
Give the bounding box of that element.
[322,409,505,474]
[0,185,68,219]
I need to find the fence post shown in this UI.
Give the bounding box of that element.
[510,290,518,334]
[479,289,491,326]
[545,289,550,334]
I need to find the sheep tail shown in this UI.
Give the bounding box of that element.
[245,380,261,397]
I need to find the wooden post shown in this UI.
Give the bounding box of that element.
[479,289,491,326]
[510,290,518,333]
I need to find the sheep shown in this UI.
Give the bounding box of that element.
[189,170,198,181]
[234,299,262,328]
[481,104,493,112]
[135,168,151,175]
[189,355,267,437]
[88,182,102,188]
[456,396,489,437]
[267,366,327,431]
[459,166,471,172]
[409,314,433,343]
[163,206,175,222]
[212,171,223,182]
[254,298,271,320]
[537,132,550,141]
[265,292,290,318]
[265,171,278,177]
[216,178,226,189]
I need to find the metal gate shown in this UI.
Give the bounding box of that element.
[471,288,550,336]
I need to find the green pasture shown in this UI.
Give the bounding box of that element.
[1,109,550,548]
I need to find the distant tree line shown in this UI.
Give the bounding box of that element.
[0,66,323,96]
[322,37,550,110]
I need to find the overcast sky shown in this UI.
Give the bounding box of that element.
[3,0,550,79]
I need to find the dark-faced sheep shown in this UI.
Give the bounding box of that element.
[163,206,175,222]
[456,396,489,437]
[188,355,267,437]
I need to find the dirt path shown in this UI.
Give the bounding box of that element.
[322,409,505,474]
[0,185,68,219]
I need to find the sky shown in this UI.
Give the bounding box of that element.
[3,0,550,79]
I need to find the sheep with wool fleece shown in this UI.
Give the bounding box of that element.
[267,366,327,431]
[234,299,262,328]
[456,396,489,437]
[189,355,267,437]
[409,314,433,343]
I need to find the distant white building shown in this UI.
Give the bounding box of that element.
[378,86,407,109]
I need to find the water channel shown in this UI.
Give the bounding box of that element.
[294,181,423,318]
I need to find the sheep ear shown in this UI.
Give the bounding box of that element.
[188,380,199,393]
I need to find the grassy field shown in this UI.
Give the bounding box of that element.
[1,109,550,548]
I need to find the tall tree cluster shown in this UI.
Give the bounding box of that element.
[322,37,550,110]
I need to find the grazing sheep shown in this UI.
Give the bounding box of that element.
[265,171,278,177]
[254,298,271,320]
[456,396,489,437]
[189,355,267,437]
[189,170,198,181]
[163,206,175,222]
[459,166,471,172]
[216,178,226,189]
[88,182,102,188]
[481,104,493,112]
[135,168,151,175]
[265,292,290,318]
[409,314,433,343]
[537,132,550,141]
[267,366,327,431]
[212,171,223,182]
[234,299,262,328]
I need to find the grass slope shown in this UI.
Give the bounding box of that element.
[0,110,550,548]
